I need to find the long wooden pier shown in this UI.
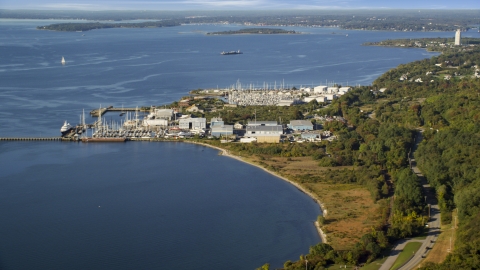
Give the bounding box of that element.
[0,137,63,141]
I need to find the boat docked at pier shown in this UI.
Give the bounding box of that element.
[60,121,73,136]
[221,50,243,55]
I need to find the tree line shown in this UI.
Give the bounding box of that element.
[370,46,480,270]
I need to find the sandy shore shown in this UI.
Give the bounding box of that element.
[185,140,328,244]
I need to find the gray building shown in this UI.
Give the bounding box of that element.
[247,120,278,126]
[288,120,314,131]
[211,125,234,137]
[179,118,206,130]
[246,125,283,143]
[152,109,174,120]
[211,117,224,127]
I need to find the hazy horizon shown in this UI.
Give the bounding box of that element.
[1,0,479,11]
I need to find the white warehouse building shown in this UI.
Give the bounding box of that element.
[314,85,328,93]
[179,118,206,130]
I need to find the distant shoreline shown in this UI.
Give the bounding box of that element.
[206,28,297,35]
[183,140,328,244]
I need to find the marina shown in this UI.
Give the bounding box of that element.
[57,106,191,142]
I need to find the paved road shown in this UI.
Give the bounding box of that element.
[379,131,441,270]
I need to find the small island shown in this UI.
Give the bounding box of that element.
[207,28,296,35]
[36,21,180,32]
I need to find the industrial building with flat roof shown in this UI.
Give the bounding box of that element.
[179,118,206,130]
[210,117,224,127]
[152,108,174,120]
[246,125,283,143]
[288,120,314,131]
[211,125,234,137]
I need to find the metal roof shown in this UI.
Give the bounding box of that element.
[289,120,313,127]
[179,118,206,123]
[211,125,233,132]
[247,120,278,126]
[246,125,283,132]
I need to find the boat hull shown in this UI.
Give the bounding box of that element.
[61,128,74,136]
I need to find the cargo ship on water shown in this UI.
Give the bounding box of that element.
[221,50,243,55]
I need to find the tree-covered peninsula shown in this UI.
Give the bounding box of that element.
[36,20,180,32]
[364,37,480,53]
[206,28,296,35]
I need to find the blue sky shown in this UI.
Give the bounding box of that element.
[1,0,479,10]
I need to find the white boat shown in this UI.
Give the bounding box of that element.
[61,56,66,65]
[60,120,73,135]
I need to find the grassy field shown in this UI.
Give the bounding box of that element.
[390,242,423,270]
[305,182,382,249]
[200,142,386,251]
[241,155,384,250]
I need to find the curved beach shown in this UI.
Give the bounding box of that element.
[185,141,328,244]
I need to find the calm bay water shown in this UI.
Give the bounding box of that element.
[0,141,320,269]
[0,20,467,269]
